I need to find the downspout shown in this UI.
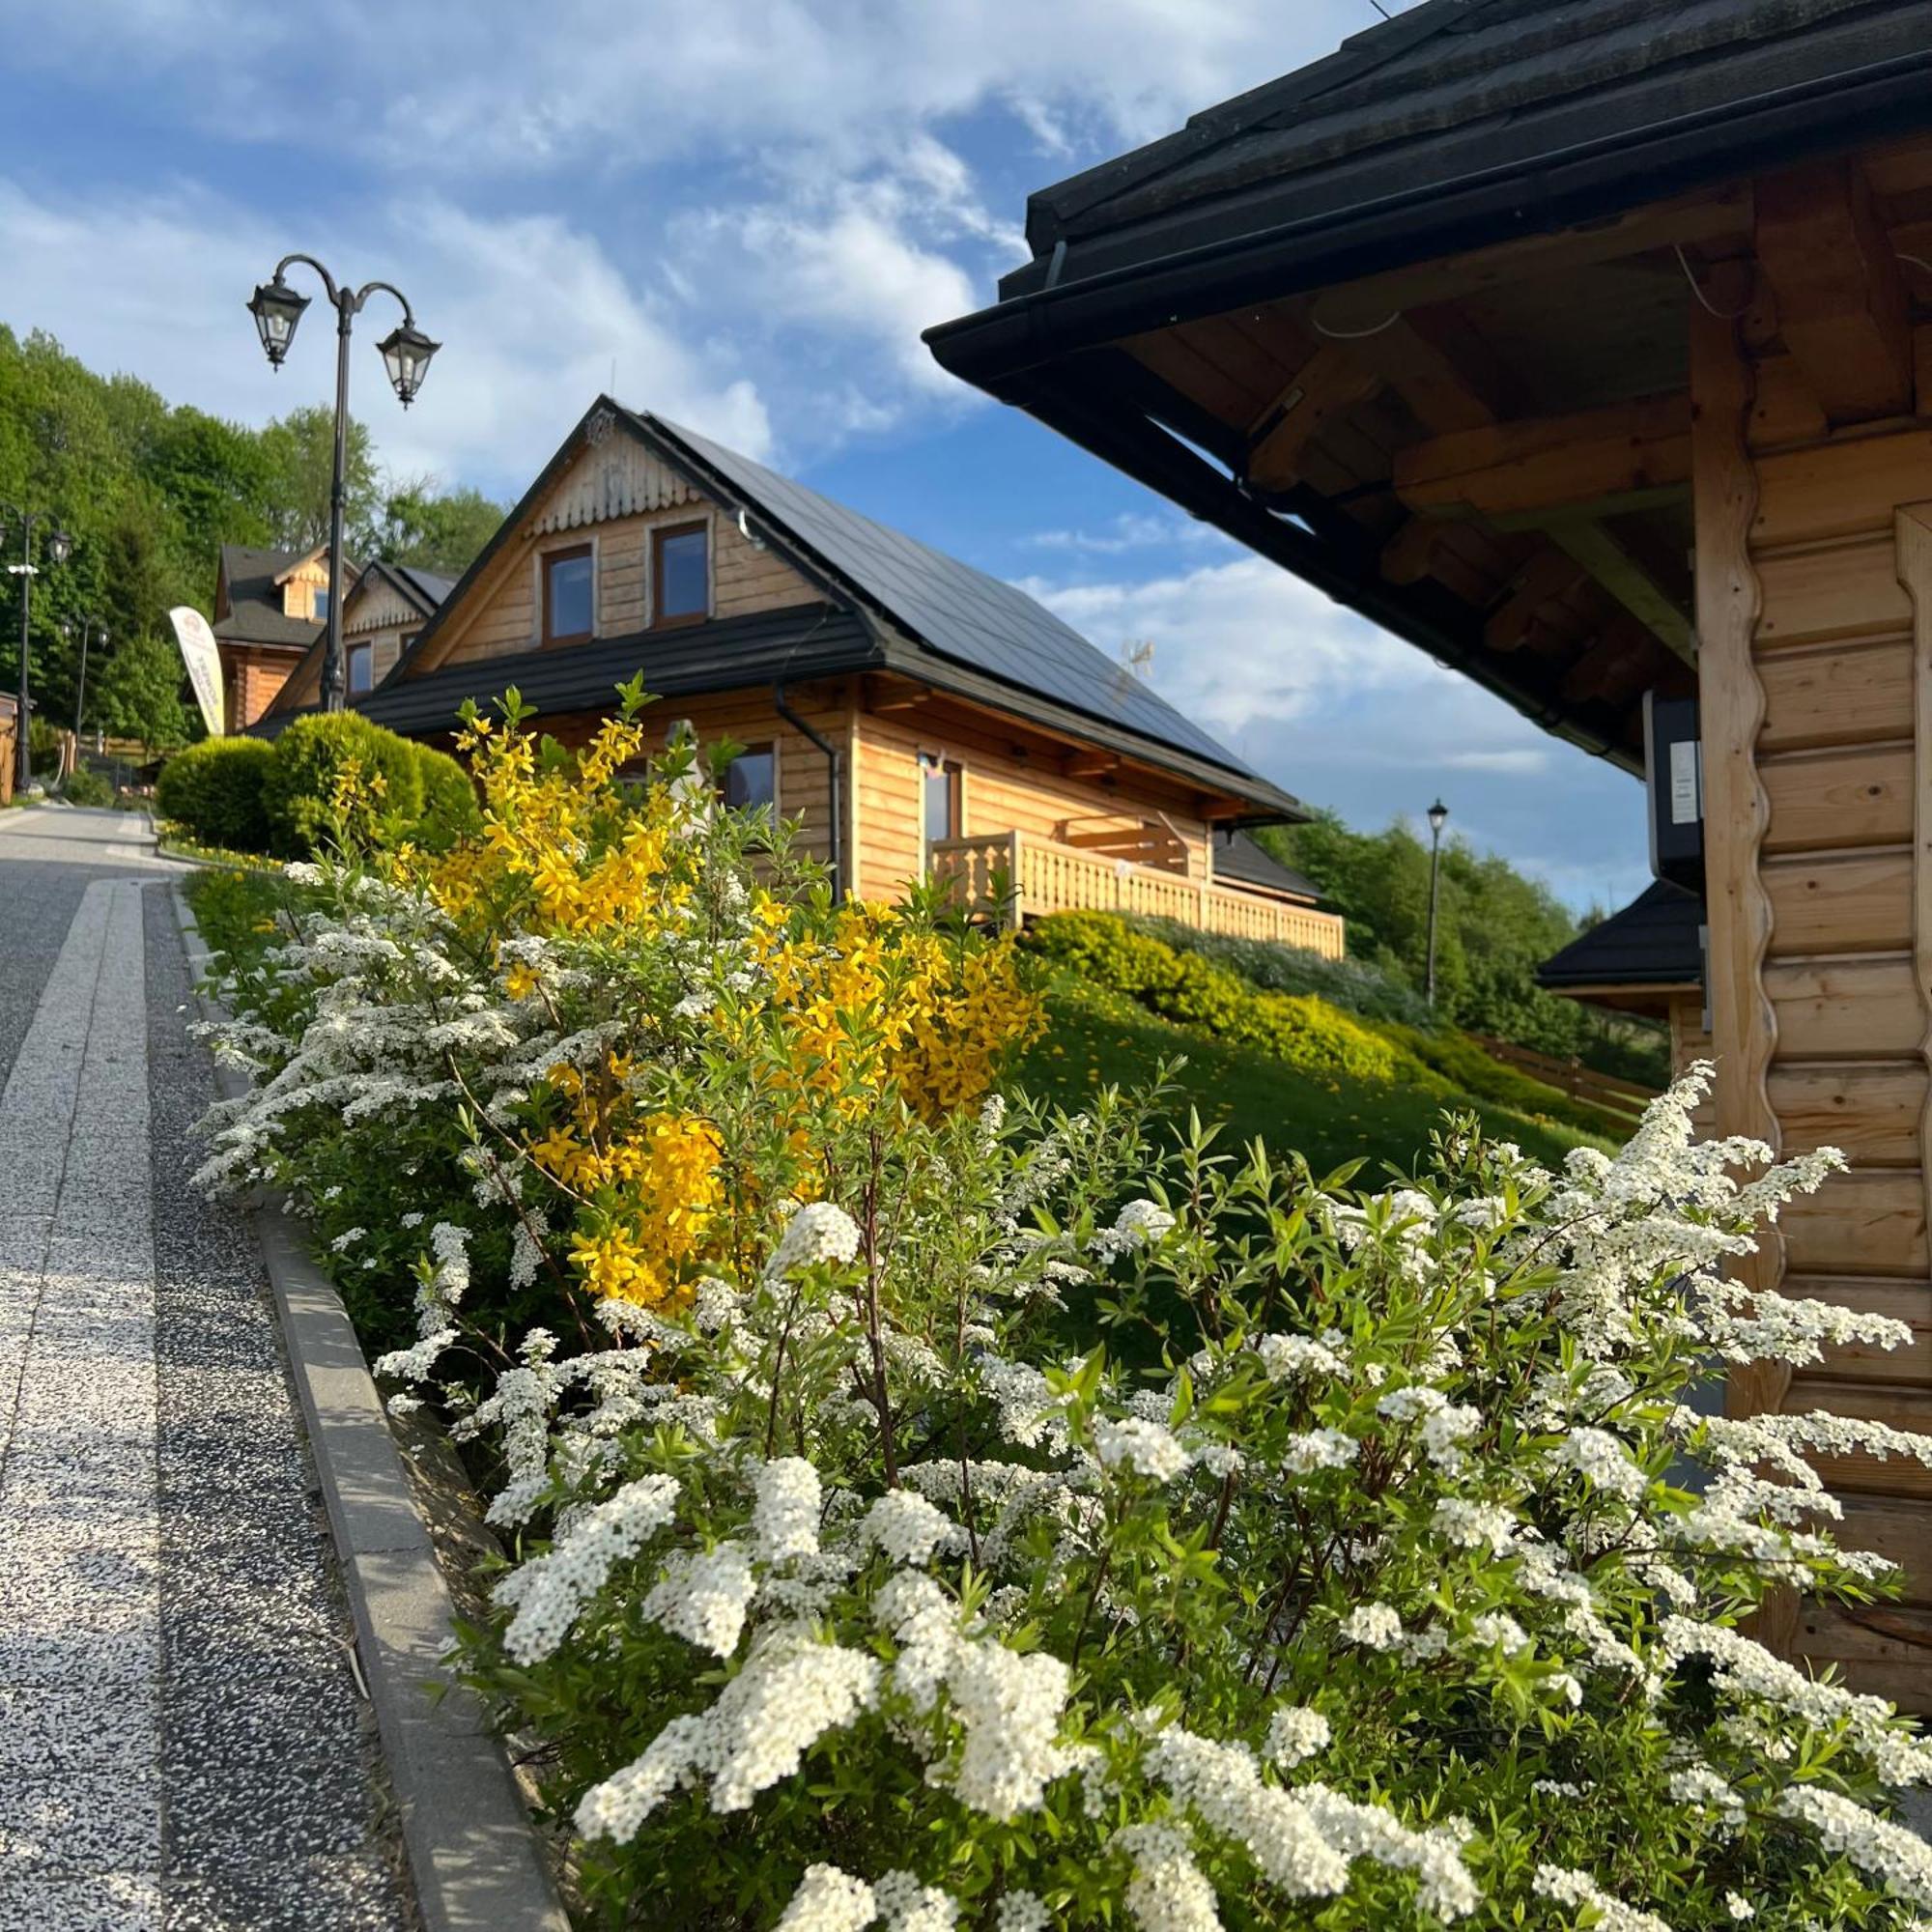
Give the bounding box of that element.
[775,680,843,901]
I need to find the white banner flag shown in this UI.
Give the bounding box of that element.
[169,606,225,738]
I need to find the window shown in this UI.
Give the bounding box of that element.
[720,743,776,811]
[543,545,594,644]
[923,756,961,848]
[311,586,329,621]
[347,642,374,696]
[400,629,420,655]
[652,522,709,626]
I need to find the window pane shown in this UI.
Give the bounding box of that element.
[348,645,373,695]
[656,527,708,620]
[723,746,775,810]
[312,587,329,620]
[923,762,957,844]
[546,552,593,638]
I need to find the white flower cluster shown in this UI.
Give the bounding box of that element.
[776,1864,876,1932]
[860,1490,965,1567]
[754,1457,823,1563]
[1094,1417,1192,1485]
[1091,1198,1177,1264]
[767,1201,863,1279]
[1531,1862,1672,1932]
[576,1631,881,1839]
[496,1474,680,1664]
[1264,1706,1330,1770]
[641,1542,757,1658]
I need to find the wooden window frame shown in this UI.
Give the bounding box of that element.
[541,542,595,647]
[651,520,711,630]
[719,739,779,814]
[346,640,374,696]
[922,754,963,860]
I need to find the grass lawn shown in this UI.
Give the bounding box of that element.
[1013,973,1607,1179]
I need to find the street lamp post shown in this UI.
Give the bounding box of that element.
[1425,798,1449,1008]
[1,506,73,796]
[246,256,439,713]
[62,616,107,747]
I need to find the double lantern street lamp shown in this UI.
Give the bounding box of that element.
[1425,797,1450,1008]
[2,507,73,796]
[246,256,439,714]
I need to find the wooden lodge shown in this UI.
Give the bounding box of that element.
[926,0,1932,1702]
[258,560,454,720]
[213,543,357,729]
[266,400,1344,955]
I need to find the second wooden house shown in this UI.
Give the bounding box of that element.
[317,399,1342,952]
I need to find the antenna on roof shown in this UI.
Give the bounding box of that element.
[1367,0,1391,14]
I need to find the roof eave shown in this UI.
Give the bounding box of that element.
[930,45,1932,384]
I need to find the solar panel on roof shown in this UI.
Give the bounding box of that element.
[650,415,1273,786]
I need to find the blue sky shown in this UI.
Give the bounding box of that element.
[0,0,1650,913]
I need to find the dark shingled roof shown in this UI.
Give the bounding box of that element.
[640,411,1291,797]
[993,0,1932,303]
[1213,829,1324,904]
[1537,881,1704,991]
[213,545,327,650]
[355,605,877,740]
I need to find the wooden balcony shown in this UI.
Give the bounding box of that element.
[928,830,1346,960]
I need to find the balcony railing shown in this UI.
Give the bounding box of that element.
[928,830,1346,960]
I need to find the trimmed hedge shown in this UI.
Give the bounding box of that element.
[158,715,480,861]
[1027,913,1407,1088]
[1128,916,1435,1028]
[260,712,425,858]
[156,737,276,853]
[410,740,483,852]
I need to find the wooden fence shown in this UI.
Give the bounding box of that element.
[928,829,1347,959]
[1470,1035,1662,1125]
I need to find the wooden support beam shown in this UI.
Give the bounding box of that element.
[1244,343,1381,489]
[1542,518,1696,665]
[1393,392,1691,520]
[1755,158,1912,426]
[1379,518,1451,586]
[1064,751,1120,781]
[1340,306,1515,435]
[1483,547,1588,651]
[1557,617,1657,709]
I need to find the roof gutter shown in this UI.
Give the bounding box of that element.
[925,45,1932,386]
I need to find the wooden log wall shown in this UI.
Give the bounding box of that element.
[853,699,1215,904]
[1698,307,1932,1704]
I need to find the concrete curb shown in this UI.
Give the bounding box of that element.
[173,887,572,1932]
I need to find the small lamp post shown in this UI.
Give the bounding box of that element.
[1425,797,1449,1008]
[62,616,107,747]
[245,256,439,712]
[2,507,73,795]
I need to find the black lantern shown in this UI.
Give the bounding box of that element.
[47,528,72,565]
[376,322,440,408]
[247,277,310,367]
[1427,798,1449,837]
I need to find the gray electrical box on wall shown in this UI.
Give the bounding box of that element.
[1644,691,1704,895]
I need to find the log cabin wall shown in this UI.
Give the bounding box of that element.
[1693,237,1932,1703]
[852,695,1215,904]
[535,684,847,874]
[420,435,812,673]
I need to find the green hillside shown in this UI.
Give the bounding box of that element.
[1013,916,1619,1178]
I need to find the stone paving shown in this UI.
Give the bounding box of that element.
[0,808,412,1930]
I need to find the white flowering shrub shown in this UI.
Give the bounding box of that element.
[192,700,1932,1931]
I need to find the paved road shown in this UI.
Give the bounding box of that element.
[0,809,412,1930]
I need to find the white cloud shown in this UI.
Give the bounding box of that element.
[1442,748,1552,776]
[31,2,1358,181]
[1021,553,1648,912]
[0,180,772,497]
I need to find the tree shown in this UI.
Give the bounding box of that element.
[94,634,192,754]
[257,404,380,554]
[373,480,505,576]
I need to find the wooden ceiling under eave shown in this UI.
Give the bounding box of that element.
[1087,137,1932,766]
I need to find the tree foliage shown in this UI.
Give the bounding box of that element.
[1257,811,1667,1082]
[0,326,500,739]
